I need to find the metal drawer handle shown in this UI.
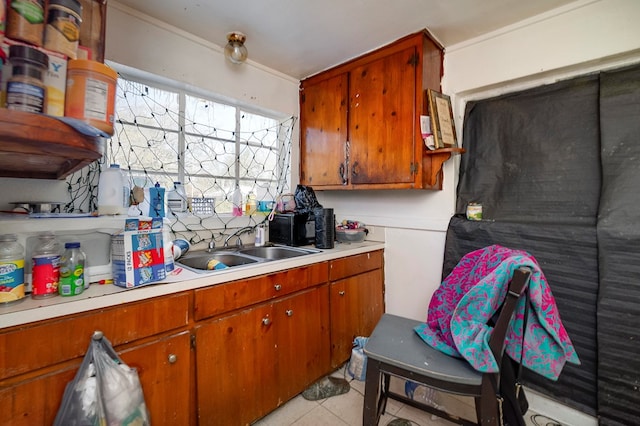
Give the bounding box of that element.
[262,317,271,326]
[285,309,293,317]
[339,291,346,296]
[274,284,282,291]
[168,354,177,364]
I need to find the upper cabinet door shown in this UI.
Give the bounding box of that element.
[349,46,417,186]
[300,73,349,187]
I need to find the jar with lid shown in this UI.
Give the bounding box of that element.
[6,44,49,113]
[59,242,85,297]
[44,0,83,59]
[0,234,26,305]
[6,0,45,46]
[31,233,62,299]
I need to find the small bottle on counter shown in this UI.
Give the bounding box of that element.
[0,234,26,305]
[31,233,62,299]
[245,191,257,216]
[59,242,86,297]
[232,186,243,217]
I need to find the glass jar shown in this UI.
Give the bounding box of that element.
[31,233,61,299]
[0,234,26,305]
[6,44,49,113]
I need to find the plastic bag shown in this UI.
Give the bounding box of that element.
[293,185,322,215]
[347,336,369,381]
[54,331,150,426]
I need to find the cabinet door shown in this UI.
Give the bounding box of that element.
[275,285,330,401]
[196,303,277,426]
[330,269,384,367]
[349,46,417,186]
[300,73,349,187]
[119,331,192,426]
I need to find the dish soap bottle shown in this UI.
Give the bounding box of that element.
[232,186,243,217]
[245,191,257,216]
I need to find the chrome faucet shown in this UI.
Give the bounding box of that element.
[223,226,254,249]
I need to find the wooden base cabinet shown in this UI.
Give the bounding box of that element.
[329,251,385,368]
[195,286,330,426]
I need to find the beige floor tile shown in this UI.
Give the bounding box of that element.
[253,395,320,426]
[292,404,350,426]
[321,387,364,425]
[393,403,458,426]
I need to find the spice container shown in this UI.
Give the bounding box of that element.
[44,0,83,59]
[31,233,61,299]
[59,242,85,296]
[0,234,25,305]
[6,0,45,46]
[6,44,49,113]
[65,59,117,134]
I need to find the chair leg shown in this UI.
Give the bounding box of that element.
[363,358,383,426]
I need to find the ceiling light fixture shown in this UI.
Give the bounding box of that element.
[224,32,248,64]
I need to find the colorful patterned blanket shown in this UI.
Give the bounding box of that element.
[414,245,580,380]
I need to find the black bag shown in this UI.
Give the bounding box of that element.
[294,184,322,214]
[499,356,529,426]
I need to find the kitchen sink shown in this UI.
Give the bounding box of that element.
[177,251,262,271]
[176,244,321,273]
[237,245,320,260]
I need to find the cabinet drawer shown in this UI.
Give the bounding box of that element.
[0,292,190,380]
[329,250,383,281]
[194,263,327,321]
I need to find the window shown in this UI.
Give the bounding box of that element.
[107,64,294,215]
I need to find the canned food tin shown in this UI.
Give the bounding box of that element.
[31,254,60,298]
[466,203,483,221]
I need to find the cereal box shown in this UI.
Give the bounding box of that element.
[111,218,167,288]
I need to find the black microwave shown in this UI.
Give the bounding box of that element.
[269,213,315,246]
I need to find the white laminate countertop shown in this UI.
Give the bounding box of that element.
[0,241,385,329]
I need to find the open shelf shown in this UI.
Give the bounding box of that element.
[0,109,105,180]
[422,147,465,190]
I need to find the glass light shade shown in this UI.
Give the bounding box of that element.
[224,32,248,64]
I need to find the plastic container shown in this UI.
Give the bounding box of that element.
[255,224,266,247]
[44,0,83,59]
[335,228,367,244]
[58,242,85,297]
[167,181,187,214]
[245,191,257,215]
[6,0,45,46]
[65,59,117,135]
[6,44,49,113]
[31,233,61,299]
[232,186,243,217]
[0,234,26,305]
[98,164,129,215]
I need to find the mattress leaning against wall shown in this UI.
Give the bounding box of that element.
[446,75,602,416]
[596,63,640,426]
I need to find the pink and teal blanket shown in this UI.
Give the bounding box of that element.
[414,245,580,380]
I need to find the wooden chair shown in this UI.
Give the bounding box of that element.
[363,267,532,426]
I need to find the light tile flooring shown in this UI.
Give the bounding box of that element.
[253,366,558,426]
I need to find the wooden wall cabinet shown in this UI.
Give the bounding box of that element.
[300,30,448,190]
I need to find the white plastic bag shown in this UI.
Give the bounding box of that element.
[54,331,150,426]
[347,336,369,381]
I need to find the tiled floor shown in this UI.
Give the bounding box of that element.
[253,366,558,426]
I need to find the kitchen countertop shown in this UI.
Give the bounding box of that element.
[0,241,385,329]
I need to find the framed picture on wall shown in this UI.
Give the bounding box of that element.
[427,89,458,149]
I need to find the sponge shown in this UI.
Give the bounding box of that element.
[206,259,229,270]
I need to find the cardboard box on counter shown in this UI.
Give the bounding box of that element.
[111,218,168,288]
[1,37,68,116]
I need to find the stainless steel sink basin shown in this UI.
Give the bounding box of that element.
[177,251,261,271]
[176,244,321,273]
[238,245,320,260]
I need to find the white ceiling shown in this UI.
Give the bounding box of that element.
[114,0,578,80]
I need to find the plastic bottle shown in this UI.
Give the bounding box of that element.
[245,191,257,216]
[98,164,129,215]
[0,234,26,305]
[232,186,243,217]
[168,181,187,214]
[31,233,62,299]
[255,224,266,247]
[59,242,85,297]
